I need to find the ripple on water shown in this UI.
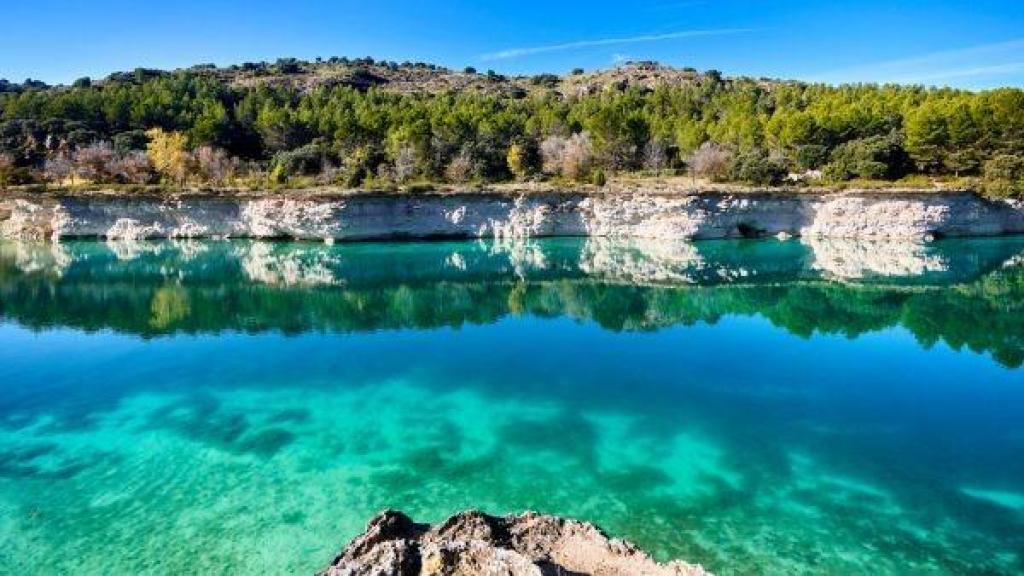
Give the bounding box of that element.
[2,237,1024,575]
[0,378,1020,575]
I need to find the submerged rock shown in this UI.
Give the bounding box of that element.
[320,510,709,576]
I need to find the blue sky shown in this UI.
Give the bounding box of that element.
[2,0,1023,88]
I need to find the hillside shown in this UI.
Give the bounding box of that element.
[1,57,1022,196]
[1,58,742,97]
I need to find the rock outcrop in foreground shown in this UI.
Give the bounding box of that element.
[321,510,709,576]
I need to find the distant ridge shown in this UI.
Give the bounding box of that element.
[1,58,799,96]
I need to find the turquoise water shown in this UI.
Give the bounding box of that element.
[1,237,1023,575]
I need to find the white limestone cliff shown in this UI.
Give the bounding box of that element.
[2,191,1022,242]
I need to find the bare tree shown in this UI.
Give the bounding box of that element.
[540,135,567,175]
[540,132,595,181]
[194,146,234,186]
[393,144,417,183]
[315,161,342,186]
[110,151,153,185]
[45,152,75,185]
[445,148,475,183]
[73,142,117,182]
[643,138,670,172]
[562,132,594,181]
[0,153,15,186]
[600,139,637,172]
[689,142,732,182]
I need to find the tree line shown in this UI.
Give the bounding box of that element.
[1,62,1023,196]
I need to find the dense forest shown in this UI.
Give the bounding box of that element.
[1,58,1023,195]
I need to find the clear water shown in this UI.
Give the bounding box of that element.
[1,237,1023,575]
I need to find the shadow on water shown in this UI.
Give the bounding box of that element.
[0,441,117,481]
[141,393,296,458]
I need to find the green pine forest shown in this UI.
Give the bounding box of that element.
[1,58,1023,195]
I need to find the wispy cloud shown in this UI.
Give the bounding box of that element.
[481,28,753,61]
[810,39,1024,86]
[896,62,1024,84]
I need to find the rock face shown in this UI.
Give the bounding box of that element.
[2,190,1023,242]
[321,510,709,576]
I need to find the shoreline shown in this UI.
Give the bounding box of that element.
[2,187,1022,242]
[0,179,985,200]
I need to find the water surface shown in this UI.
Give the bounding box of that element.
[1,237,1023,575]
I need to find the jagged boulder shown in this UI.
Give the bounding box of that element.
[320,510,710,576]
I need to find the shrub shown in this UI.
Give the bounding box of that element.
[44,153,74,185]
[73,141,117,182]
[562,132,594,181]
[65,128,99,149]
[945,149,982,177]
[0,152,15,186]
[392,144,418,183]
[404,182,435,194]
[194,146,234,185]
[539,133,593,181]
[445,148,475,183]
[531,74,560,88]
[110,151,153,184]
[506,141,540,180]
[983,154,1024,198]
[822,134,910,181]
[342,167,367,188]
[146,128,192,185]
[729,148,788,186]
[274,58,301,74]
[794,144,829,171]
[269,163,287,185]
[688,142,732,182]
[271,144,323,177]
[540,135,567,175]
[337,145,381,188]
[113,130,149,153]
[643,138,671,172]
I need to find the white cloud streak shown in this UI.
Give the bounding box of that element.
[893,62,1024,84]
[481,28,753,61]
[811,39,1024,85]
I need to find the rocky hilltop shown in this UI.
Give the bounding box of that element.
[5,59,723,98]
[220,60,727,99]
[320,510,708,576]
[2,189,1023,242]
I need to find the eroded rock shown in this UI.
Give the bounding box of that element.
[2,191,1023,242]
[320,510,710,576]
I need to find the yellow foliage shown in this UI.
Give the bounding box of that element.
[149,285,191,329]
[506,144,525,179]
[145,128,191,186]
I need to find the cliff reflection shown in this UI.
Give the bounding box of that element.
[2,237,1023,366]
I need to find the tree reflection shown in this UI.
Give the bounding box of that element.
[1,237,1023,366]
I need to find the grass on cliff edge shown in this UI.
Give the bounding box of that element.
[0,174,984,198]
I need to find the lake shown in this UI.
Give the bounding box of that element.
[1,237,1022,575]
